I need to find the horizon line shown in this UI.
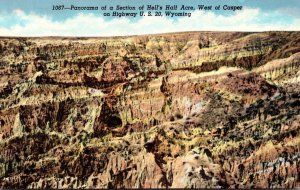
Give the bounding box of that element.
[1,30,299,39]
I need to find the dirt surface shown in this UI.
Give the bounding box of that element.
[0,31,299,188]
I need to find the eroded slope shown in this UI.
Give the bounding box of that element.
[0,32,299,188]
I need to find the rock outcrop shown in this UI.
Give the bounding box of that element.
[0,32,299,188]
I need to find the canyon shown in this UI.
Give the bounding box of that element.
[0,31,299,188]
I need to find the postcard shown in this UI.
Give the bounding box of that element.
[0,0,299,189]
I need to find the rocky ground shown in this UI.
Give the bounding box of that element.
[0,32,299,188]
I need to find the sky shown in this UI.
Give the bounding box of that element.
[0,0,299,36]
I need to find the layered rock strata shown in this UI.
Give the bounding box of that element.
[0,32,299,188]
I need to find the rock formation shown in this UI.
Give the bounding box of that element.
[0,31,299,188]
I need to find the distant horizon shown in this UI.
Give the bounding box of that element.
[0,30,299,38]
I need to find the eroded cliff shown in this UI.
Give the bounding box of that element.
[0,31,299,188]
